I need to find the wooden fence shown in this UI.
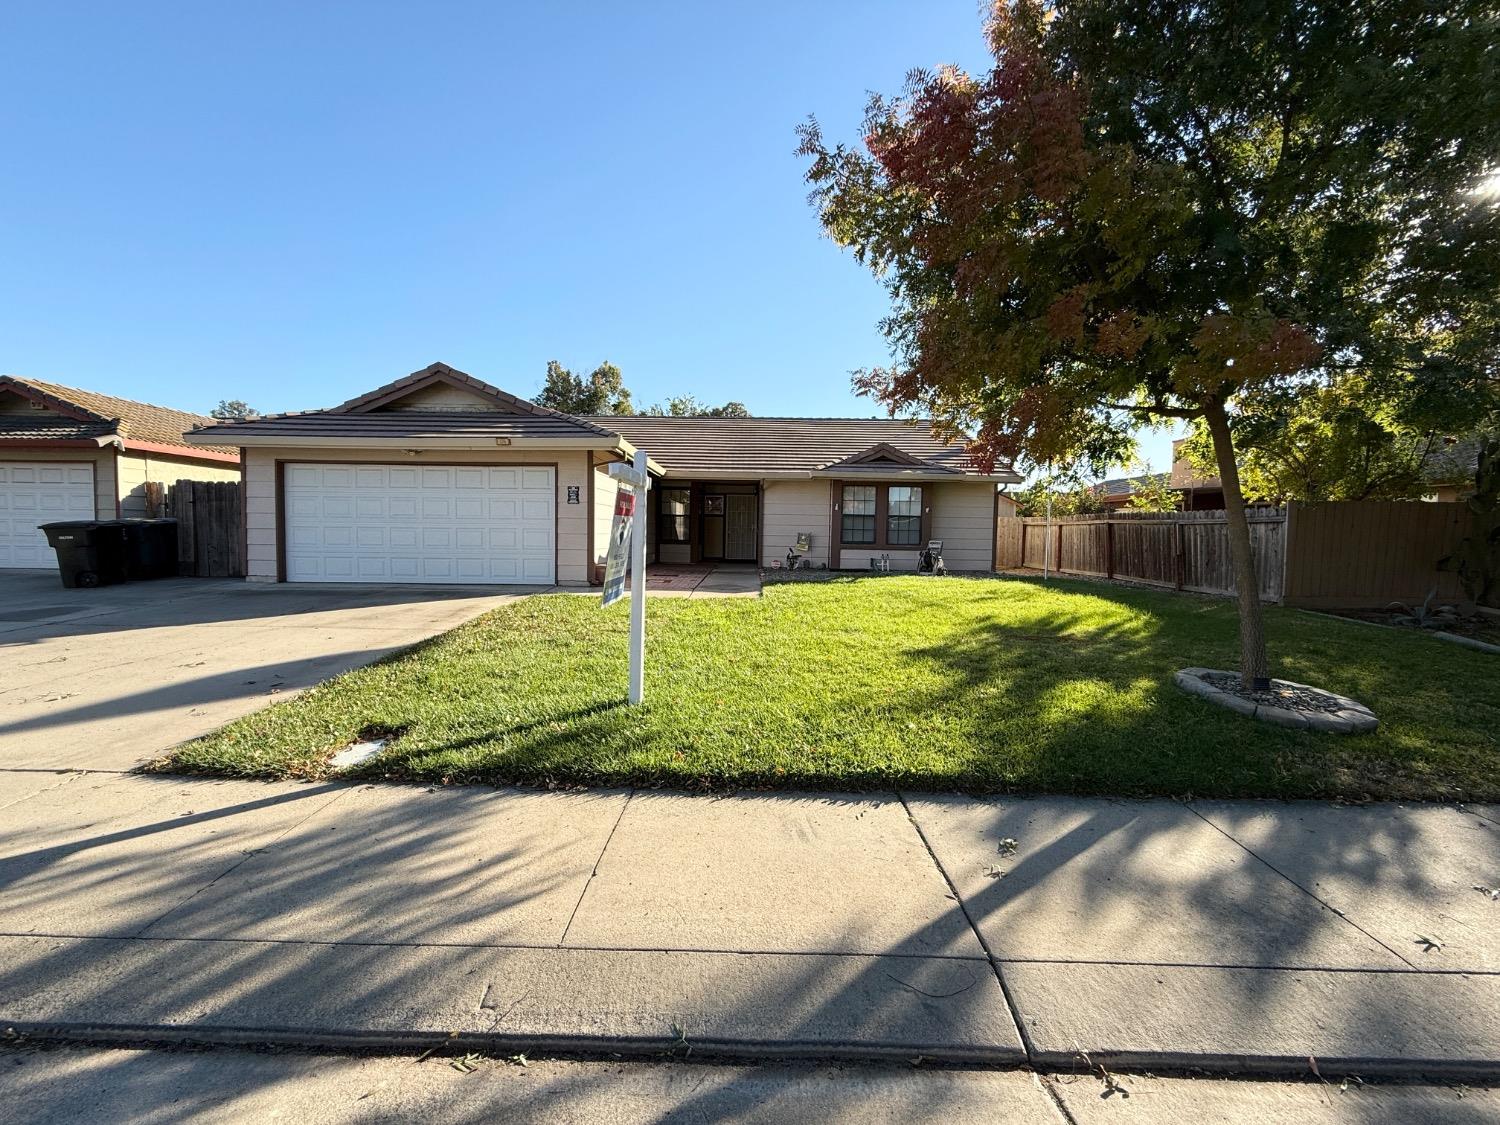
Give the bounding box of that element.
[998,509,1286,600]
[995,500,1478,607]
[143,480,244,578]
[1281,501,1472,609]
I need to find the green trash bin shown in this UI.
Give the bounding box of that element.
[40,521,130,589]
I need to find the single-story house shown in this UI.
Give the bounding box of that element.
[187,362,1021,586]
[0,376,241,569]
[1089,470,1174,510]
[1169,437,1225,509]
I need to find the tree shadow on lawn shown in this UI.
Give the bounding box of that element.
[180,577,1498,801]
[903,593,1499,800]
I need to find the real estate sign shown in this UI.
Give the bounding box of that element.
[601,487,636,608]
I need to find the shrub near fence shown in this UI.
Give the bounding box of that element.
[996,501,1478,608]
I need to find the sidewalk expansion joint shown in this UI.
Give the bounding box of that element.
[557,787,635,948]
[1185,802,1418,969]
[896,790,1037,1065]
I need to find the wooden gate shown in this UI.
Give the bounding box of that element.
[143,480,244,578]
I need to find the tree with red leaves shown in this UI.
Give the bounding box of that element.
[800,0,1500,689]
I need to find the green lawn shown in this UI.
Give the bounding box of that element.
[154,576,1500,800]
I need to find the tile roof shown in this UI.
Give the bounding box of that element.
[1092,472,1170,497]
[173,362,1019,479]
[194,411,625,442]
[1424,436,1484,485]
[1,376,237,455]
[192,363,622,444]
[584,415,1014,478]
[0,416,119,442]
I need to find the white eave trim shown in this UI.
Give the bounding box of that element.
[198,433,664,475]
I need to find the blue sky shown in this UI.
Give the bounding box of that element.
[0,1,1178,475]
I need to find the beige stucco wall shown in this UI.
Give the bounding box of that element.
[117,452,242,517]
[0,447,117,520]
[929,481,999,572]
[756,478,998,572]
[243,447,593,585]
[592,458,624,577]
[760,480,832,567]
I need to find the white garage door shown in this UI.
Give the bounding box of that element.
[283,463,556,585]
[0,461,96,569]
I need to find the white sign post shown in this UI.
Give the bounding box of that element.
[603,450,650,704]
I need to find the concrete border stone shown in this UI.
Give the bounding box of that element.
[1174,668,1377,734]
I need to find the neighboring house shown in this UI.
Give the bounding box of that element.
[1089,471,1173,510]
[1423,436,1483,502]
[1169,437,1225,509]
[0,376,241,570]
[187,362,1021,586]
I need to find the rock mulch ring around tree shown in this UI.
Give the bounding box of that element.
[1174,666,1378,734]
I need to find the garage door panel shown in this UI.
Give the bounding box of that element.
[283,462,555,585]
[0,461,96,569]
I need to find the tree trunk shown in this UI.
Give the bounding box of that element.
[1202,397,1271,689]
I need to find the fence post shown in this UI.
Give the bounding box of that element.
[1019,521,1027,570]
[1106,521,1115,580]
[1055,521,1064,575]
[1175,520,1186,590]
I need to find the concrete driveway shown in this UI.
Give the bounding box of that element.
[0,570,529,771]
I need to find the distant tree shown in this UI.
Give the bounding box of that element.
[535,360,634,415]
[1124,468,1181,513]
[800,1,1500,687]
[1012,474,1107,517]
[210,399,259,422]
[644,394,751,417]
[1181,375,1441,503]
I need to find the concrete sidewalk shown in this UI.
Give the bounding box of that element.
[1,771,1496,1080]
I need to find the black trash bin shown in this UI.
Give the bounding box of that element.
[118,518,180,580]
[40,521,130,589]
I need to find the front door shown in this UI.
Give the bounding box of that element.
[724,493,757,562]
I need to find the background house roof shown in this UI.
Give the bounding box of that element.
[584,415,1015,479]
[1423,436,1484,486]
[0,376,237,455]
[1091,471,1170,499]
[0,416,120,442]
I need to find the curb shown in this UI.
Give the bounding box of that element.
[6,1021,1500,1083]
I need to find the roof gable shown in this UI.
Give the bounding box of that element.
[0,375,237,456]
[336,363,553,418]
[0,376,111,424]
[819,442,931,470]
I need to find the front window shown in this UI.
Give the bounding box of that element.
[886,486,922,545]
[659,488,690,544]
[841,485,876,543]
